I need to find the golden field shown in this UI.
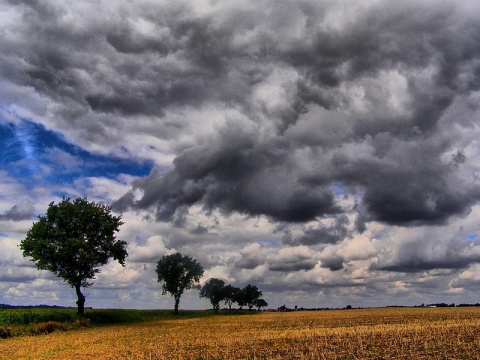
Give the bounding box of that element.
[1,307,480,359]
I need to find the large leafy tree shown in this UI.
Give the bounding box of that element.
[223,284,241,312]
[240,284,263,311]
[200,278,226,313]
[234,288,247,310]
[155,252,204,315]
[19,198,127,316]
[254,298,268,311]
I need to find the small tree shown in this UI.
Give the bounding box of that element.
[155,252,204,315]
[19,198,127,316]
[234,288,247,310]
[254,298,268,311]
[224,284,241,312]
[241,284,263,311]
[200,278,226,313]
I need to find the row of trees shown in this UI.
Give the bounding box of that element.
[200,278,267,313]
[155,253,267,314]
[19,198,267,316]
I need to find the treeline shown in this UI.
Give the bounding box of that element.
[156,252,267,314]
[200,279,267,313]
[415,303,480,308]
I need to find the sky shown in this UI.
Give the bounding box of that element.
[1,0,480,311]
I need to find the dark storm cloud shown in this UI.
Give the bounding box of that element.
[1,1,236,145]
[105,23,171,56]
[285,215,350,245]
[2,0,480,228]
[268,248,317,272]
[112,1,480,226]
[0,202,35,221]
[235,257,262,270]
[113,122,340,222]
[376,259,472,273]
[190,223,209,235]
[319,257,344,272]
[268,260,315,272]
[332,137,480,226]
[372,237,480,273]
[234,244,318,273]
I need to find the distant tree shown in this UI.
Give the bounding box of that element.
[234,288,247,310]
[200,278,226,313]
[155,253,204,315]
[240,284,263,311]
[19,198,127,316]
[254,298,268,311]
[223,284,241,312]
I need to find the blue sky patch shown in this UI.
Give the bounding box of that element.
[464,233,478,242]
[0,119,153,188]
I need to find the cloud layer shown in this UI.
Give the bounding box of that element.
[1,0,480,309]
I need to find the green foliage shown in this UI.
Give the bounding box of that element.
[200,278,226,313]
[0,308,77,325]
[0,308,90,338]
[223,285,241,312]
[223,285,239,307]
[19,198,127,315]
[0,307,268,339]
[237,284,263,311]
[254,298,268,310]
[0,308,206,328]
[84,309,146,324]
[156,252,204,315]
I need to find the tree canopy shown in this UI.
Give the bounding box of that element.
[239,284,263,311]
[200,278,226,313]
[155,252,204,315]
[223,284,241,312]
[254,298,268,311]
[19,198,127,316]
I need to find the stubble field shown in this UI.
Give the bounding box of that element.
[1,307,480,359]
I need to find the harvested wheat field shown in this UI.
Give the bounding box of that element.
[1,307,480,359]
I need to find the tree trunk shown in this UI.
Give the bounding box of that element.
[174,296,180,315]
[75,285,86,316]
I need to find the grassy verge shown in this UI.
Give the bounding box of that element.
[0,307,222,338]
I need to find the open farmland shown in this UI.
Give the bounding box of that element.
[1,307,480,359]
